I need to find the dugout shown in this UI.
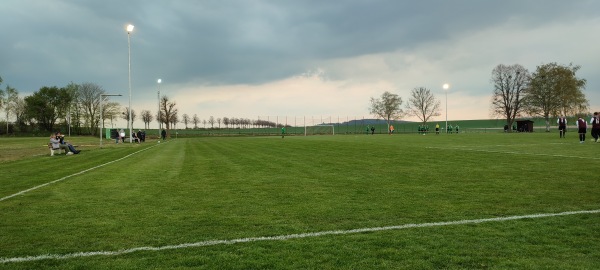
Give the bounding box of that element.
[516,120,534,132]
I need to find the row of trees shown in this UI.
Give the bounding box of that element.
[369,87,441,131]
[178,115,292,130]
[491,63,587,132]
[369,62,589,132]
[0,75,289,136]
[0,78,180,136]
[0,76,282,136]
[1,62,589,135]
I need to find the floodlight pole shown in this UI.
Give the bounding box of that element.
[126,24,134,143]
[443,83,449,134]
[157,78,162,138]
[100,94,122,148]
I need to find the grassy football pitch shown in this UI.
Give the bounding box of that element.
[0,133,599,269]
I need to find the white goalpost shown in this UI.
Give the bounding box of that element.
[304,125,335,136]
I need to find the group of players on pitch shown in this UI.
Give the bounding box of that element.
[557,112,600,143]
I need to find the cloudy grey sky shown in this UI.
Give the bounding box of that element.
[1,0,599,127]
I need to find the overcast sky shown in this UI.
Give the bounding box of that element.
[1,0,599,128]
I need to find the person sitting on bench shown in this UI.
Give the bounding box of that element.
[50,133,71,155]
[55,132,81,154]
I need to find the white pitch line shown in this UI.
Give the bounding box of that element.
[426,146,600,160]
[0,143,161,202]
[1,209,599,264]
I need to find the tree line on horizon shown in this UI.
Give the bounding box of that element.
[369,62,589,132]
[0,62,590,135]
[0,77,293,136]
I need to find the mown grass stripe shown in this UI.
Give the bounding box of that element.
[426,146,600,160]
[1,209,598,264]
[0,143,161,202]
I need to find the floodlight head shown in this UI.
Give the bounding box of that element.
[157,79,162,84]
[443,84,449,90]
[126,24,134,33]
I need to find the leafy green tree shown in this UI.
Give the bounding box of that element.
[523,63,587,131]
[405,87,441,124]
[14,96,29,132]
[369,91,404,131]
[24,86,73,132]
[490,64,529,132]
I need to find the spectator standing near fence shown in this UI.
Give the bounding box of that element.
[389,125,394,135]
[119,129,125,143]
[161,129,167,140]
[576,117,587,143]
[281,126,286,138]
[590,112,600,143]
[557,116,567,138]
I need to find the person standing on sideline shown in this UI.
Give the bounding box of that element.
[590,112,600,143]
[576,117,587,143]
[455,124,460,134]
[435,123,440,134]
[281,126,286,138]
[371,126,375,135]
[557,115,567,138]
[161,129,167,141]
[389,125,394,135]
[365,125,370,135]
[119,129,125,143]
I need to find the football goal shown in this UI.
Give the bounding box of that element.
[304,125,335,136]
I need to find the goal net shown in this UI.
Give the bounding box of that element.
[304,125,335,136]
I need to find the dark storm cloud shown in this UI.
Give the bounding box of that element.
[1,0,598,98]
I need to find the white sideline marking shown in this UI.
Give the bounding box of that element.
[426,146,600,160]
[1,209,598,264]
[0,144,161,202]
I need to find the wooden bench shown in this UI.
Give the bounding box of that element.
[48,143,63,156]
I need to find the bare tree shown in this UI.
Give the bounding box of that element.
[405,87,441,124]
[0,76,3,110]
[490,64,529,132]
[523,63,588,132]
[121,107,137,130]
[192,114,199,129]
[78,82,105,135]
[101,101,121,130]
[217,117,221,129]
[182,113,190,129]
[2,85,19,134]
[159,95,178,138]
[170,113,179,130]
[369,91,404,131]
[223,117,230,128]
[208,116,215,128]
[141,110,153,129]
